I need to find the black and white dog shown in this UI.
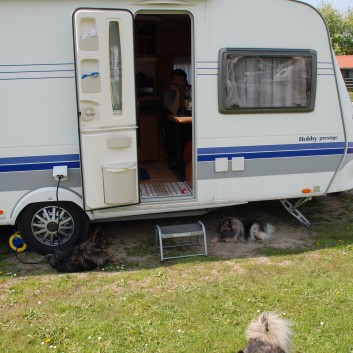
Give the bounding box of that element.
[212,216,275,242]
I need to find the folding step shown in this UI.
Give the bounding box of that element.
[156,221,208,262]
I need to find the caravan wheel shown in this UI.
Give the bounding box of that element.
[17,202,88,254]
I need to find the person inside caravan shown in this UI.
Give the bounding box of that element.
[162,69,192,170]
[163,68,191,116]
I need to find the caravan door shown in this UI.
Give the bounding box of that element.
[73,9,138,210]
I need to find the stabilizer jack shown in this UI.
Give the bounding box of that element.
[280,198,311,227]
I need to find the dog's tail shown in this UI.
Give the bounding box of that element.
[250,222,275,241]
[245,312,292,353]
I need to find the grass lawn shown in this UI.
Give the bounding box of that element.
[349,90,353,101]
[1,194,353,353]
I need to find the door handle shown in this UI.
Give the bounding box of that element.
[80,107,96,121]
[86,108,96,116]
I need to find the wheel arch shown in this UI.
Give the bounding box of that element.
[12,187,91,224]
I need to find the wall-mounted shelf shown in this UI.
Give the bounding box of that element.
[136,21,156,56]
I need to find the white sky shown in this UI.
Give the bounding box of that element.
[301,0,352,12]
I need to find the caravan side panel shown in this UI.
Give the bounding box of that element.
[195,0,352,203]
[0,1,82,224]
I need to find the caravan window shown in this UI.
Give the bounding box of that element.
[109,22,122,112]
[218,49,316,113]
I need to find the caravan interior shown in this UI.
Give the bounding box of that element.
[134,13,193,200]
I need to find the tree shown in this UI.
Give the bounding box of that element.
[317,2,353,55]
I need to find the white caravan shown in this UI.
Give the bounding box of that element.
[0,0,352,253]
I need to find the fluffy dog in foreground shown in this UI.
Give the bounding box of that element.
[212,216,275,243]
[238,312,292,353]
[48,227,114,273]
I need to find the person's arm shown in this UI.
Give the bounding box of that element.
[166,86,180,115]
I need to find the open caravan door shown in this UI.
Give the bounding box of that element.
[73,9,138,210]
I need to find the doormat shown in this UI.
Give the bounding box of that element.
[139,168,150,181]
[140,182,192,198]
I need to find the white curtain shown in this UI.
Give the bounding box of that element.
[225,55,310,109]
[173,57,192,85]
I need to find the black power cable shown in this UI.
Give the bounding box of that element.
[56,174,62,202]
[14,247,49,264]
[55,175,64,245]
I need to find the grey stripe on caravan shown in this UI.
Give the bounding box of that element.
[197,155,342,180]
[0,169,82,192]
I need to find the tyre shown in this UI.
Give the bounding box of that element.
[17,202,89,254]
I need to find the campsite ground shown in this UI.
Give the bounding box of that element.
[0,191,346,274]
[1,191,353,352]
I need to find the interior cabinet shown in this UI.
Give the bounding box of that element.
[156,30,190,55]
[137,96,161,162]
[136,57,157,96]
[138,113,160,161]
[136,21,156,56]
[136,57,160,162]
[135,22,160,162]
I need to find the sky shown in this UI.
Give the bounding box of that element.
[301,0,352,12]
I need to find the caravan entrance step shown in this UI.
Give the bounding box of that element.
[156,221,208,262]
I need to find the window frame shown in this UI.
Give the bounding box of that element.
[218,48,317,114]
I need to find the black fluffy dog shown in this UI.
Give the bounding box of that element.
[48,227,114,273]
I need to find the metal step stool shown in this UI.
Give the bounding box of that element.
[156,221,208,262]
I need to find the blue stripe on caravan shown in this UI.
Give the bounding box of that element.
[197,142,347,162]
[0,154,80,173]
[0,161,80,173]
[198,142,345,155]
[0,154,80,165]
[347,142,353,154]
[198,149,344,162]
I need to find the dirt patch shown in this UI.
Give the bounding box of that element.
[101,197,317,266]
[1,192,350,276]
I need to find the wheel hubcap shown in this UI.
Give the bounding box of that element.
[31,206,75,247]
[47,221,59,232]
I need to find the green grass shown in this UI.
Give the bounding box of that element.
[1,196,353,352]
[1,250,353,352]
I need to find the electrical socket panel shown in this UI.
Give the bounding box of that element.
[53,165,68,181]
